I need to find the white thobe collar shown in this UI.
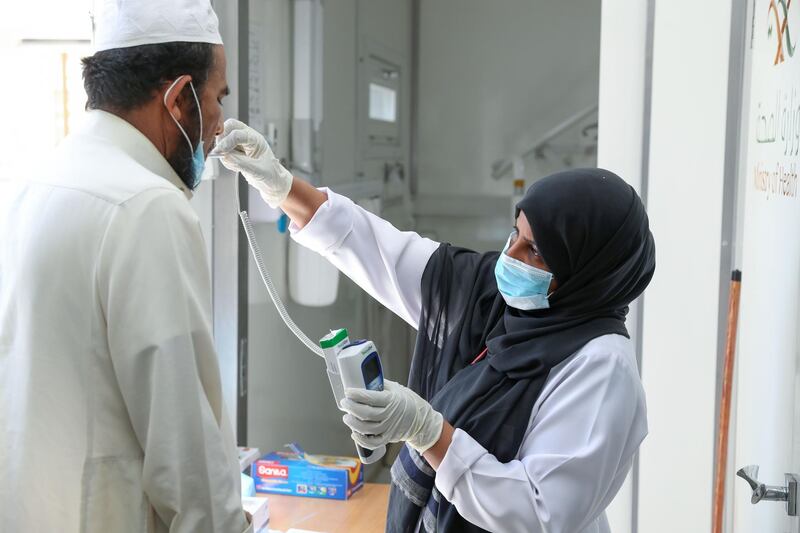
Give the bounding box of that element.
[82,110,193,200]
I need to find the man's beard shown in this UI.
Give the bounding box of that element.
[167,105,202,190]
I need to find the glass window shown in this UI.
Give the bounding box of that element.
[0,1,92,180]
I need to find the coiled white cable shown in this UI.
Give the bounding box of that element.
[234,176,325,358]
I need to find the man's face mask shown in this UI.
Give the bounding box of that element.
[164,76,205,189]
[494,232,554,310]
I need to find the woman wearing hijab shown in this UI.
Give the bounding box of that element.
[216,120,656,533]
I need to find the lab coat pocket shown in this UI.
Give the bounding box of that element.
[81,455,153,533]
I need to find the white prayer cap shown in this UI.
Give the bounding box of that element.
[92,0,223,53]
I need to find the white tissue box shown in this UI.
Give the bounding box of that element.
[242,496,269,532]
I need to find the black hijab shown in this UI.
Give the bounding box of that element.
[387,168,656,533]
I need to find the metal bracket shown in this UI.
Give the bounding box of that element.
[736,465,799,517]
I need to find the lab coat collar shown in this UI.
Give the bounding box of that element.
[81,110,194,200]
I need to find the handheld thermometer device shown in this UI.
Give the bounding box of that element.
[336,340,387,465]
[319,331,387,464]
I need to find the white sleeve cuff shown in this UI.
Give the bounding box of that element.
[289,187,355,256]
[435,428,488,501]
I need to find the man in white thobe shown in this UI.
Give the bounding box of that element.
[0,1,251,531]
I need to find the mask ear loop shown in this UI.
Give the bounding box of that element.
[187,81,203,147]
[163,75,197,152]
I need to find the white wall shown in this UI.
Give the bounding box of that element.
[636,1,732,532]
[599,1,738,531]
[596,0,649,530]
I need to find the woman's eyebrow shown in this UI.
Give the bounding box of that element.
[512,226,538,247]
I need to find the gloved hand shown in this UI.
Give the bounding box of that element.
[213,119,294,208]
[340,380,444,454]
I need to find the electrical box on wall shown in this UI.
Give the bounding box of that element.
[356,38,409,203]
[359,40,403,158]
[295,0,411,202]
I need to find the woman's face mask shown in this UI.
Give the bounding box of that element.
[495,232,554,310]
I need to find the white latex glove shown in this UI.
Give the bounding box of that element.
[341,380,444,454]
[213,119,294,208]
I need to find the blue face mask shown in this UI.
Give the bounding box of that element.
[494,234,554,310]
[190,142,205,189]
[164,77,205,189]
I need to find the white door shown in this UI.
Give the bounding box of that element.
[732,0,800,532]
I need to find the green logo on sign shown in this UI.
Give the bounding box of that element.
[768,0,796,65]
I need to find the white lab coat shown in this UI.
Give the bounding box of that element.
[291,189,648,533]
[0,111,251,533]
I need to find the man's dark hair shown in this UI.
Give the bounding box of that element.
[81,42,214,112]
